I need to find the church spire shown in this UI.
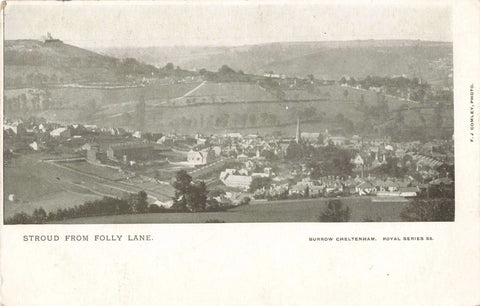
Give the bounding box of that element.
[296,116,301,144]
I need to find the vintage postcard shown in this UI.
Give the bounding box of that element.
[1,1,479,305]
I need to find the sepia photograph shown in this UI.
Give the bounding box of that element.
[2,1,480,306]
[3,2,454,224]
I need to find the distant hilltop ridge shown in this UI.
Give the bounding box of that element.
[4,38,452,87]
[100,39,452,82]
[4,38,116,70]
[4,38,159,86]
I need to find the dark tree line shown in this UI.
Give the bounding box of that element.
[341,75,431,102]
[316,198,455,222]
[400,198,454,221]
[199,65,254,83]
[5,191,149,224]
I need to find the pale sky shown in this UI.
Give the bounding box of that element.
[4,1,452,49]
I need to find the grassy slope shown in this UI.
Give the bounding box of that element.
[140,84,452,134]
[3,155,175,219]
[19,82,452,136]
[5,40,119,82]
[4,155,101,218]
[4,39,452,135]
[56,197,408,224]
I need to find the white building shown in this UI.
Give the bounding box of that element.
[187,150,210,166]
[220,171,252,190]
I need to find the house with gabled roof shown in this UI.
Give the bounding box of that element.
[187,149,211,166]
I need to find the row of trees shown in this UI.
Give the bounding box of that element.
[6,192,454,224]
[353,90,452,141]
[5,191,149,224]
[171,112,282,130]
[341,75,427,89]
[340,75,431,102]
[4,88,56,112]
[167,111,286,131]
[5,72,54,88]
[198,65,250,83]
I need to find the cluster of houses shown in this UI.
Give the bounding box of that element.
[219,166,273,191]
[192,128,453,201]
[252,176,424,199]
[3,118,85,153]
[182,132,290,162]
[3,118,167,166]
[5,115,454,204]
[204,132,452,200]
[214,149,438,200]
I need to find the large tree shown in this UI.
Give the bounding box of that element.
[249,177,272,193]
[310,145,353,178]
[318,200,352,222]
[127,191,149,213]
[32,208,47,224]
[400,198,454,221]
[186,181,208,212]
[172,170,208,212]
[172,170,192,211]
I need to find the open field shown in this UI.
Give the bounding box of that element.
[55,197,408,224]
[3,154,174,219]
[4,155,105,218]
[102,84,452,135]
[57,160,125,180]
[139,85,451,134]
[5,81,452,137]
[173,82,278,104]
[50,81,201,107]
